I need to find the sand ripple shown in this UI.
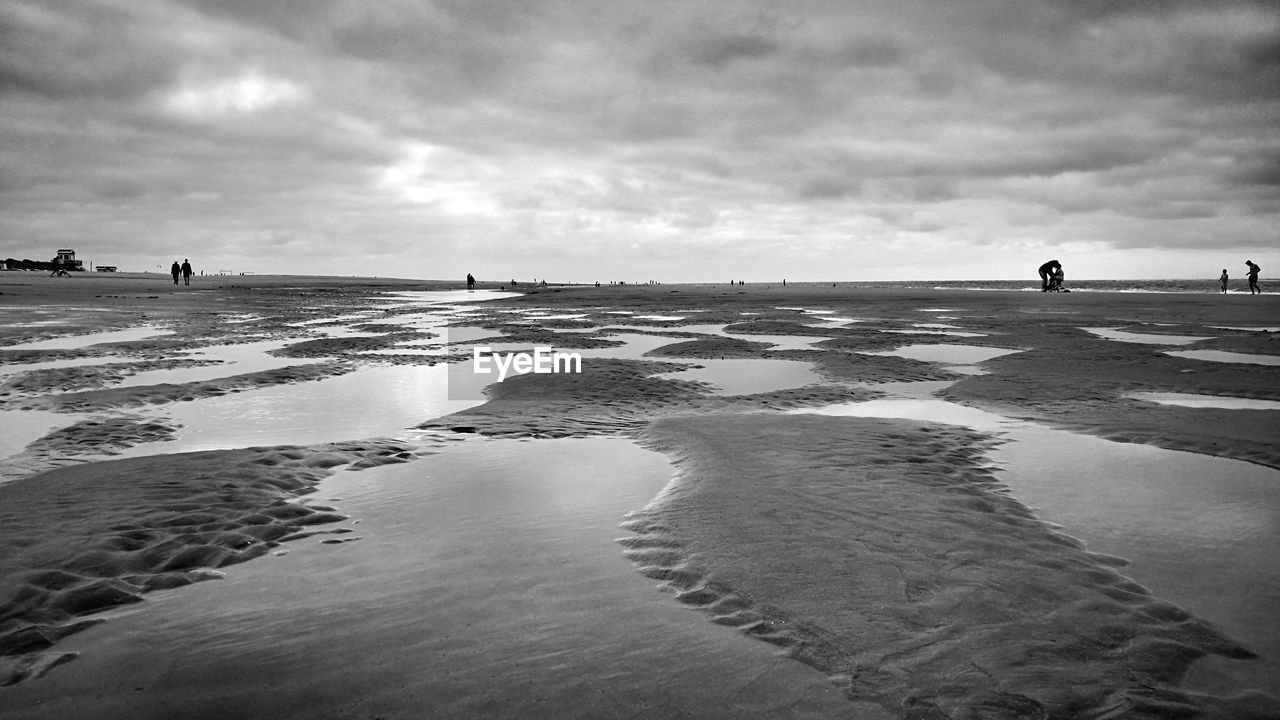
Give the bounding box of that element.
[0,439,418,686]
[627,414,1278,719]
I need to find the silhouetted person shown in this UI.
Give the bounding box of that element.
[1246,260,1261,294]
[1038,260,1061,292]
[1050,265,1066,292]
[170,261,180,285]
[181,259,193,286]
[466,273,476,290]
[50,257,67,277]
[1220,269,1229,293]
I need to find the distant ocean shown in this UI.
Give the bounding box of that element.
[785,279,1251,294]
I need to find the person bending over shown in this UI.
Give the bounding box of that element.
[1038,260,1061,292]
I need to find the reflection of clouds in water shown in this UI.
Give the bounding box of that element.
[795,386,1280,696]
[117,365,479,458]
[1128,392,1280,410]
[1165,349,1280,366]
[1082,327,1213,345]
[862,344,1022,364]
[4,326,172,351]
[657,359,821,396]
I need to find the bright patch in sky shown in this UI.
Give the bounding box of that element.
[165,69,306,117]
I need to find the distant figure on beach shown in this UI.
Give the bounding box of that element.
[1220,269,1229,293]
[466,273,476,290]
[50,257,68,277]
[511,278,517,287]
[1246,260,1261,294]
[170,261,180,285]
[1047,265,1066,292]
[180,259,192,286]
[1038,260,1061,292]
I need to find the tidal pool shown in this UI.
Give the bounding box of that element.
[794,388,1280,698]
[3,326,172,351]
[115,340,304,388]
[116,364,488,457]
[658,358,822,396]
[863,343,1022,365]
[1082,327,1214,345]
[0,439,860,719]
[1128,392,1280,410]
[0,408,81,470]
[1165,349,1280,366]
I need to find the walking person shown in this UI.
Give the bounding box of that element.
[170,261,181,285]
[180,259,193,286]
[466,273,476,290]
[1246,260,1261,294]
[1220,269,1229,293]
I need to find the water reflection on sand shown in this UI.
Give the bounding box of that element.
[793,383,1280,697]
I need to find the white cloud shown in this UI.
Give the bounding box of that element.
[163,68,307,118]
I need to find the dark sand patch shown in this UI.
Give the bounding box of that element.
[0,438,419,686]
[14,362,354,414]
[0,415,180,483]
[940,337,1280,469]
[647,335,789,358]
[0,358,222,397]
[272,332,430,358]
[419,357,880,439]
[628,414,1278,718]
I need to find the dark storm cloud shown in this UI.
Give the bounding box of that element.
[0,1,177,100]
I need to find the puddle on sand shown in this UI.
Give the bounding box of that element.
[3,326,172,351]
[994,430,1280,697]
[1082,327,1214,345]
[880,329,989,338]
[116,364,488,457]
[792,390,1280,698]
[862,343,1022,365]
[1165,349,1280,366]
[0,408,81,466]
[658,358,822,396]
[380,289,523,307]
[1128,392,1280,410]
[0,439,863,720]
[115,340,305,388]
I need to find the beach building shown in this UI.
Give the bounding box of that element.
[54,249,84,271]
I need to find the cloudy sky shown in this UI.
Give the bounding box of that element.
[2,0,1277,282]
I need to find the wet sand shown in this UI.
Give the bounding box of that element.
[2,272,1279,718]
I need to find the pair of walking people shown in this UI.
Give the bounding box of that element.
[170,259,193,286]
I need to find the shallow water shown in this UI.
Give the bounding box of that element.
[115,340,304,388]
[116,364,487,457]
[879,328,988,337]
[658,358,822,396]
[794,389,1280,697]
[1082,327,1214,345]
[3,326,172,351]
[1,439,867,720]
[1165,349,1280,366]
[1128,392,1280,410]
[0,408,78,464]
[863,343,1023,365]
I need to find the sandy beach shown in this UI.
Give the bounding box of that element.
[2,271,1279,719]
